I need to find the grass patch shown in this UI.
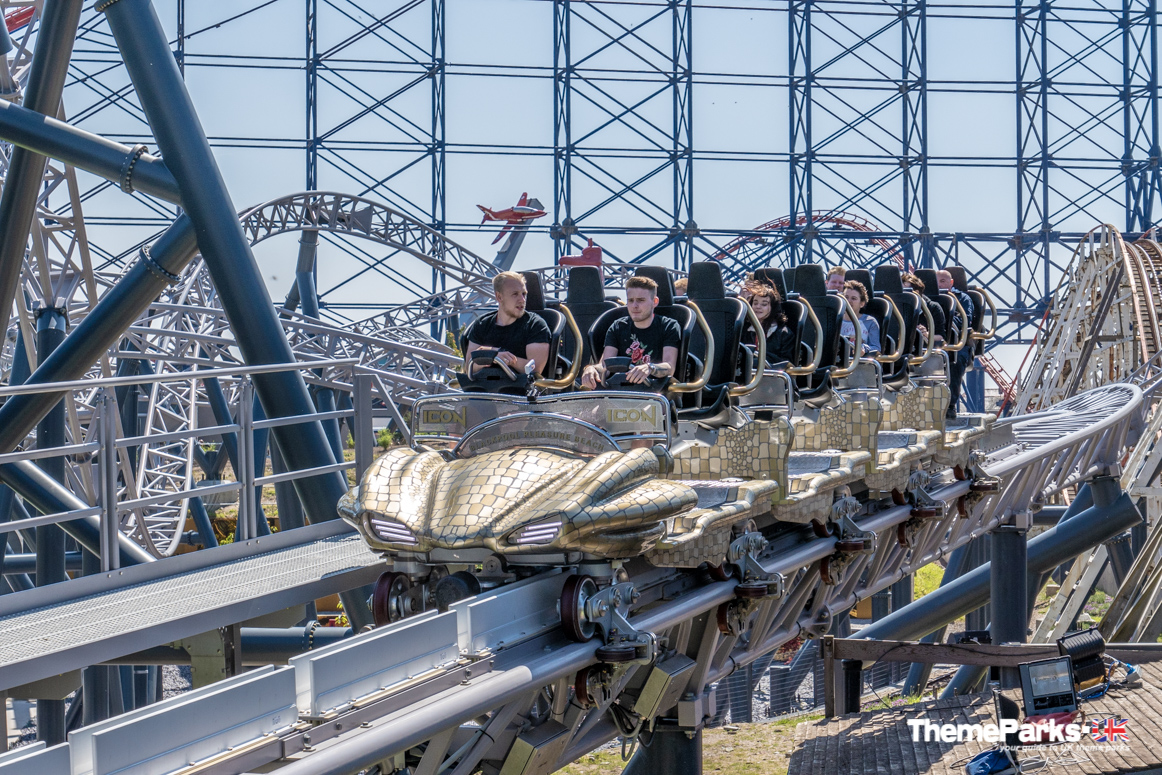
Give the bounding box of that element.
[557,718,820,775]
[913,562,944,599]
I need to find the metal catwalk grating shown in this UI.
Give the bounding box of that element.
[0,532,381,669]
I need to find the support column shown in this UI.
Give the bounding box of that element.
[622,726,702,775]
[0,0,83,337]
[34,305,67,745]
[991,525,1028,688]
[101,0,353,535]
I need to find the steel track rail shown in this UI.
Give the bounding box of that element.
[25,384,1137,775]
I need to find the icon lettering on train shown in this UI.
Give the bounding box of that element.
[607,405,658,426]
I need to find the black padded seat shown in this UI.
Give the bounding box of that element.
[914,268,955,342]
[521,271,566,379]
[844,268,887,353]
[947,265,986,356]
[754,267,787,299]
[677,261,747,425]
[564,266,617,367]
[788,264,847,403]
[783,266,797,293]
[874,264,922,388]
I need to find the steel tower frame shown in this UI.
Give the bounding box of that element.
[49,0,1162,346]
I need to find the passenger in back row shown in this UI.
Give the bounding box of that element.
[463,271,551,377]
[743,280,799,365]
[581,276,680,389]
[938,269,976,419]
[826,266,847,292]
[840,280,881,355]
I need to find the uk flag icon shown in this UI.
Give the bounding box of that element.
[1091,718,1130,743]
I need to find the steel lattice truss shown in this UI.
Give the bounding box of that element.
[46,0,1162,350]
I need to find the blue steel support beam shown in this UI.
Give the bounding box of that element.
[0,0,83,339]
[1124,0,1162,232]
[103,0,369,629]
[672,0,694,270]
[855,479,1139,647]
[34,305,68,746]
[0,99,178,201]
[101,0,348,522]
[788,0,811,268]
[0,217,198,452]
[305,0,317,191]
[901,543,970,696]
[552,0,573,263]
[622,726,702,775]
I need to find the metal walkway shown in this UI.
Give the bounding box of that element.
[0,520,383,692]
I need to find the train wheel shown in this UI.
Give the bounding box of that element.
[707,562,736,582]
[820,557,836,586]
[433,570,482,611]
[897,524,911,548]
[560,575,599,642]
[574,666,597,707]
[811,519,834,538]
[834,539,865,553]
[735,580,770,599]
[595,644,638,664]
[372,571,411,627]
[910,506,938,519]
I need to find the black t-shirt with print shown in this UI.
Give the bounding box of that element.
[604,315,681,366]
[465,311,551,358]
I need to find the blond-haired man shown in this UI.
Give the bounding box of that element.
[463,272,551,377]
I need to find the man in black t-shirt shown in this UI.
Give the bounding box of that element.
[464,272,551,377]
[581,276,680,389]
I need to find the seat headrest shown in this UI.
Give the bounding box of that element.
[753,267,786,298]
[521,271,546,311]
[793,263,827,297]
[845,268,873,296]
[947,266,970,293]
[566,266,606,305]
[783,266,796,293]
[914,269,941,300]
[874,264,904,294]
[634,265,674,306]
[687,261,726,300]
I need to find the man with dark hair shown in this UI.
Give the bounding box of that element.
[581,275,680,389]
[938,269,976,419]
[463,271,551,377]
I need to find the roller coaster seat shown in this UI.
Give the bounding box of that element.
[564,266,618,368]
[844,268,890,354]
[754,267,787,299]
[790,263,847,404]
[947,265,986,357]
[521,271,567,379]
[679,261,747,425]
[874,264,922,389]
[914,268,957,343]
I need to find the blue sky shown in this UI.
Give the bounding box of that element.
[58,0,1145,381]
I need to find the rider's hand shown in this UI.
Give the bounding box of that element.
[626,363,651,384]
[581,366,599,390]
[496,350,518,367]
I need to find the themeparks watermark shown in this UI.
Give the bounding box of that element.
[907,717,1130,748]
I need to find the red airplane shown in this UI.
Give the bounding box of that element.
[476,193,546,245]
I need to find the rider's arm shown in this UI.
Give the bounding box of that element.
[654,345,678,377]
[581,345,620,389]
[464,340,483,376]
[523,342,550,376]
